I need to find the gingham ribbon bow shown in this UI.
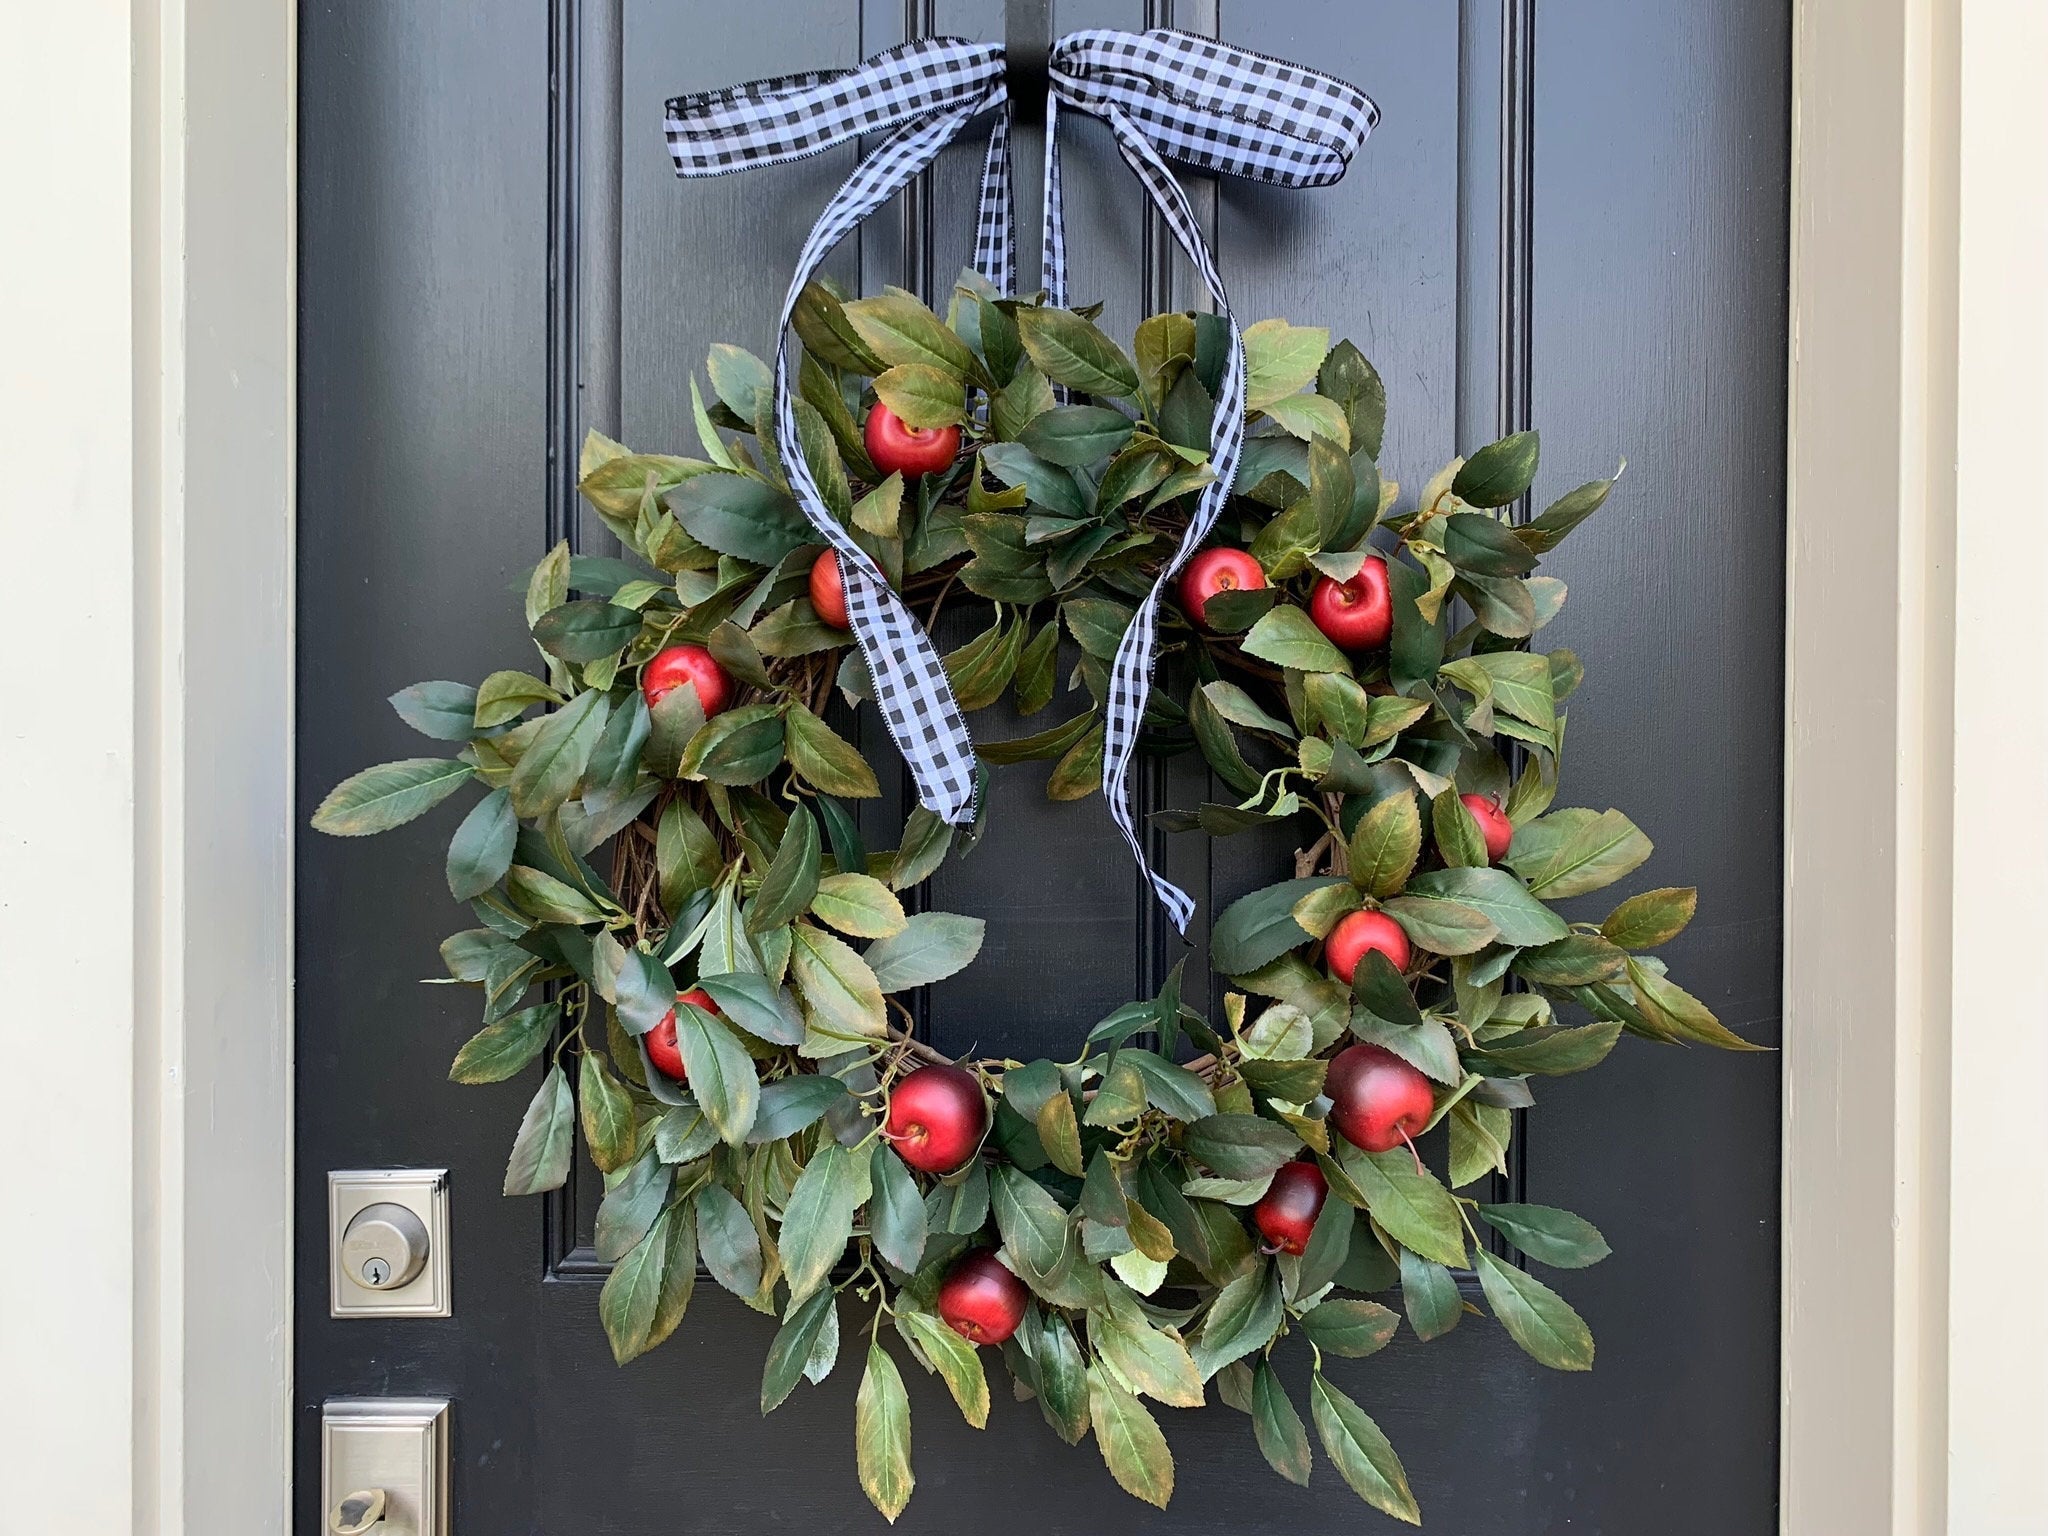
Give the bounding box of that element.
[665,30,1376,933]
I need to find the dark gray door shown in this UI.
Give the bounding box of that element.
[296,2,1785,1529]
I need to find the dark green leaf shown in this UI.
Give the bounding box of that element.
[696,1182,766,1297]
[991,1163,1070,1276]
[1250,1361,1312,1486]
[445,788,518,899]
[781,1141,864,1307]
[869,1146,929,1274]
[1015,307,1140,397]
[862,913,986,992]
[1351,948,1422,1026]
[888,806,953,891]
[1451,430,1539,507]
[531,599,641,665]
[749,804,821,933]
[1020,404,1135,466]
[681,702,786,786]
[507,689,608,818]
[1472,1020,1623,1076]
[1183,1115,1302,1179]
[389,680,478,740]
[312,757,474,837]
[1212,877,1347,975]
[503,1065,574,1196]
[1477,1203,1612,1269]
[1522,474,1616,552]
[785,702,881,799]
[748,1073,848,1143]
[1311,1372,1420,1524]
[1444,510,1538,574]
[979,441,1086,520]
[1399,1247,1462,1341]
[1299,1296,1401,1357]
[1474,1248,1594,1370]
[599,1207,672,1365]
[1192,1262,1284,1379]
[667,473,812,564]
[762,1287,838,1414]
[1404,866,1568,948]
[1124,1051,1217,1122]
[1380,895,1498,956]
[449,1001,556,1084]
[1513,933,1628,986]
[673,1002,761,1144]
[1334,1145,1464,1268]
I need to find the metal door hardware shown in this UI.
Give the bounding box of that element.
[322,1399,450,1536]
[329,1170,451,1318]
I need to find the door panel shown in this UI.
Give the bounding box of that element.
[296,2,1786,1529]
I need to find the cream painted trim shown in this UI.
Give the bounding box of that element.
[0,0,294,1530]
[1786,0,2048,1531]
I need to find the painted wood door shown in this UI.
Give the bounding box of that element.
[296,2,1786,1529]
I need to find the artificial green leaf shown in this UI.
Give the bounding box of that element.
[1241,604,1351,675]
[389,680,478,741]
[1477,1203,1612,1269]
[747,1074,848,1144]
[889,806,954,891]
[1124,1051,1217,1122]
[667,473,812,564]
[1250,1361,1313,1486]
[810,873,907,939]
[1212,877,1346,975]
[1035,1090,1085,1177]
[1474,1248,1594,1370]
[897,1309,990,1428]
[844,292,976,375]
[1399,1247,1462,1341]
[1299,1296,1401,1357]
[1348,791,1422,898]
[1432,788,1489,870]
[507,689,609,818]
[1522,473,1616,551]
[696,1182,766,1298]
[869,1146,929,1274]
[446,788,518,899]
[1093,1301,1204,1407]
[1513,933,1628,986]
[1016,307,1140,397]
[1472,1020,1623,1076]
[504,863,605,926]
[1601,886,1698,950]
[532,599,641,664]
[862,912,986,992]
[1380,895,1498,956]
[1627,959,1767,1050]
[1242,319,1330,411]
[1451,430,1539,507]
[1021,404,1135,466]
[785,701,882,799]
[313,757,474,836]
[781,1140,864,1308]
[1404,866,1568,947]
[790,923,888,1044]
[762,1287,837,1413]
[1506,807,1653,899]
[746,805,818,935]
[1311,1372,1420,1524]
[449,1001,556,1084]
[503,1065,574,1195]
[1334,1145,1465,1268]
[855,1341,916,1522]
[1444,510,1538,575]
[1192,1262,1284,1379]
[871,363,968,428]
[991,1163,1070,1275]
[578,1050,637,1173]
[473,670,560,729]
[1087,1366,1175,1509]
[673,1002,760,1144]
[1183,1115,1303,1179]
[599,1207,673,1365]
[681,702,787,786]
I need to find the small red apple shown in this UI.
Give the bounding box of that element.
[1307,556,1393,650]
[808,549,849,629]
[1252,1160,1329,1256]
[644,987,719,1081]
[1325,909,1413,985]
[641,644,732,718]
[936,1250,1029,1346]
[1177,546,1267,630]
[883,1062,986,1174]
[1459,792,1514,863]
[1326,1043,1435,1154]
[863,404,959,479]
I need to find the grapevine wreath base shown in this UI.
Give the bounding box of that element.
[315,275,1758,1524]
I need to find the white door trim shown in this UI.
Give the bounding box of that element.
[5,1,2040,1531]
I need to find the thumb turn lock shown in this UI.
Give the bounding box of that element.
[330,1487,388,1534]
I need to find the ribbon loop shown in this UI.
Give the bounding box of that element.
[664,31,1377,921]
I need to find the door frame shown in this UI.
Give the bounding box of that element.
[16,0,2039,1529]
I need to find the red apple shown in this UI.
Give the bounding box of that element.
[641,644,732,718]
[645,987,718,1081]
[1459,792,1514,863]
[864,404,959,479]
[1325,909,1413,985]
[809,549,849,629]
[883,1062,986,1174]
[1252,1160,1329,1255]
[1307,556,1393,650]
[1326,1043,1435,1154]
[1177,546,1268,630]
[936,1251,1029,1346]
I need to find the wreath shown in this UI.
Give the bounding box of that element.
[313,274,1758,1524]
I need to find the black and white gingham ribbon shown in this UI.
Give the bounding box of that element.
[666,31,1376,929]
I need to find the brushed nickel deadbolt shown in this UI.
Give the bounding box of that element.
[329,1170,452,1318]
[343,1202,431,1291]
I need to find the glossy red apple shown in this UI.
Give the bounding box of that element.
[1252,1160,1329,1255]
[1324,909,1413,985]
[883,1062,986,1174]
[644,988,719,1081]
[1176,546,1267,631]
[1307,556,1393,650]
[863,404,959,479]
[641,644,732,718]
[1326,1043,1435,1154]
[808,549,849,629]
[936,1250,1030,1346]
[1459,792,1514,863]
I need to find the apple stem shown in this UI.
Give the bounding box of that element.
[1398,1128,1424,1176]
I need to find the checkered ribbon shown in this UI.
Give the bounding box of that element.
[666,31,1376,928]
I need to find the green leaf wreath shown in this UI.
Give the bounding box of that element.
[315,268,1758,1525]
